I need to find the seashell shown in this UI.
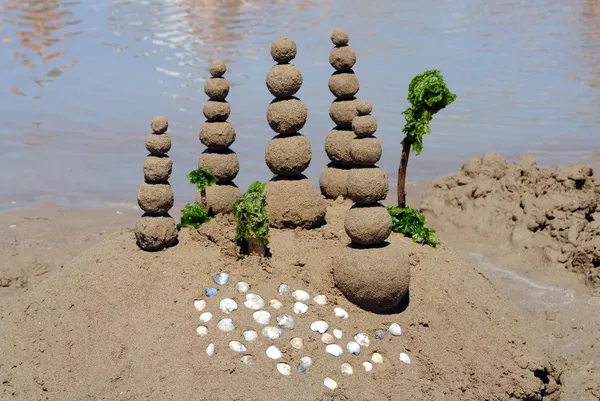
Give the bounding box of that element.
[375,329,385,340]
[334,307,348,319]
[341,362,353,375]
[293,302,308,314]
[196,325,208,337]
[311,321,329,334]
[253,310,271,325]
[206,343,214,356]
[217,318,234,332]
[229,341,247,352]
[236,282,251,293]
[278,284,291,295]
[243,330,258,342]
[262,326,282,340]
[354,333,370,347]
[389,323,402,336]
[293,290,310,301]
[346,341,360,355]
[240,355,254,366]
[244,293,265,310]
[297,365,306,373]
[321,333,335,344]
[399,352,411,364]
[199,312,213,323]
[290,337,304,349]
[194,299,206,311]
[213,272,230,285]
[313,294,328,305]
[324,378,338,391]
[326,344,343,357]
[219,298,238,314]
[205,287,218,298]
[276,314,295,330]
[266,345,282,360]
[371,353,384,364]
[270,299,283,309]
[277,363,291,376]
[333,329,343,339]
[362,361,373,372]
[300,356,312,368]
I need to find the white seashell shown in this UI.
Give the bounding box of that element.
[262,326,282,340]
[371,353,383,364]
[333,329,343,339]
[217,318,234,332]
[277,363,291,376]
[278,284,290,295]
[293,302,308,314]
[346,341,361,355]
[324,378,338,391]
[244,294,265,310]
[213,272,230,286]
[276,314,295,330]
[194,299,206,311]
[313,295,327,305]
[354,333,370,347]
[290,337,304,349]
[236,281,250,293]
[266,345,282,360]
[389,323,402,336]
[321,333,335,344]
[334,307,348,319]
[243,330,258,342]
[300,356,312,368]
[229,341,247,352]
[310,321,329,334]
[326,344,343,357]
[206,343,214,356]
[399,352,411,364]
[199,312,213,323]
[362,361,373,372]
[269,299,283,309]
[240,355,254,366]
[220,298,238,314]
[341,363,353,375]
[196,325,208,337]
[253,310,271,325]
[293,290,310,301]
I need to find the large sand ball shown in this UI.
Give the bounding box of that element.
[265,134,311,176]
[151,116,168,134]
[346,166,389,204]
[350,137,382,166]
[266,64,303,98]
[143,156,173,183]
[319,163,349,199]
[333,246,410,313]
[271,37,297,63]
[267,98,307,135]
[135,214,178,251]
[204,77,230,101]
[198,150,239,182]
[328,71,359,99]
[137,183,174,215]
[352,115,378,138]
[145,133,171,156]
[329,46,356,71]
[331,29,349,46]
[203,101,231,122]
[344,203,392,246]
[199,122,236,150]
[209,60,227,77]
[197,183,241,215]
[325,129,355,166]
[329,98,358,129]
[265,176,327,229]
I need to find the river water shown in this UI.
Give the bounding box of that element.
[1,0,599,209]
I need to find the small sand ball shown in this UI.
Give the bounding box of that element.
[203,101,231,122]
[143,156,173,183]
[319,164,350,200]
[271,37,297,63]
[197,183,241,215]
[204,77,230,101]
[329,46,356,71]
[346,166,389,204]
[267,98,307,135]
[265,176,327,229]
[352,115,378,138]
[328,71,359,99]
[266,64,303,98]
[355,100,372,116]
[331,29,349,46]
[350,137,382,166]
[151,116,168,134]
[344,203,392,246]
[209,60,227,77]
[134,214,178,251]
[325,129,356,166]
[329,98,358,129]
[137,183,174,215]
[481,152,509,179]
[199,122,236,150]
[145,133,171,155]
[198,150,240,182]
[265,134,311,176]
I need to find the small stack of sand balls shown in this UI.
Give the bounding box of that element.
[198,60,241,214]
[319,29,360,200]
[263,37,326,229]
[135,116,178,251]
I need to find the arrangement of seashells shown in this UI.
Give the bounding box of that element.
[194,272,411,392]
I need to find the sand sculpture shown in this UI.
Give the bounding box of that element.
[135,116,178,251]
[198,60,241,214]
[263,37,326,229]
[319,29,360,199]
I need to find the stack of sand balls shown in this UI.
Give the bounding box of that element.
[319,29,360,200]
[135,116,178,251]
[198,60,241,214]
[263,37,326,229]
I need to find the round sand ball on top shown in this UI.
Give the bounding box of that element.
[319,163,350,199]
[344,203,392,246]
[137,182,174,215]
[329,98,358,129]
[266,64,303,98]
[325,128,356,166]
[197,183,242,215]
[346,166,389,204]
[267,97,308,135]
[145,133,171,155]
[143,156,173,183]
[204,77,230,101]
[349,136,382,166]
[265,134,311,176]
[151,116,168,134]
[328,71,359,99]
[329,46,356,71]
[271,37,297,63]
[331,29,349,46]
[198,150,239,182]
[209,60,227,78]
[355,99,372,115]
[135,214,178,251]
[199,122,236,150]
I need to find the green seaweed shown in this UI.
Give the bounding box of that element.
[386,206,439,247]
[187,167,218,192]
[232,181,270,253]
[178,201,211,229]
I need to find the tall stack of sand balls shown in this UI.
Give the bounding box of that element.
[198,60,241,214]
[263,37,326,229]
[135,116,178,251]
[319,29,360,200]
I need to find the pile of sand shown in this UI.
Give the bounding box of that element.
[0,200,562,400]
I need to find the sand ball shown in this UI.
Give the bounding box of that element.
[329,98,358,129]
[332,245,410,313]
[145,133,171,155]
[355,100,372,116]
[325,129,356,166]
[352,115,377,138]
[267,98,307,135]
[319,164,350,199]
[271,37,297,63]
[143,156,173,183]
[349,137,382,166]
[265,176,327,229]
[151,116,168,134]
[199,122,236,150]
[265,134,311,176]
[266,64,303,98]
[344,203,392,246]
[329,46,356,71]
[209,60,227,77]
[137,183,174,215]
[203,101,231,122]
[198,149,239,182]
[134,214,178,251]
[328,71,359,99]
[346,166,388,204]
[331,29,349,46]
[197,183,241,215]
[204,77,230,101]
